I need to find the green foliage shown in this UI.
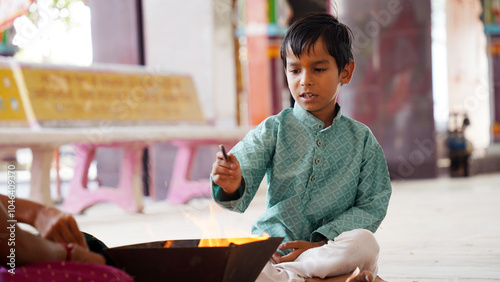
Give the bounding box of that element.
[27,0,83,29]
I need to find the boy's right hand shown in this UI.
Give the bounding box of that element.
[211,151,242,195]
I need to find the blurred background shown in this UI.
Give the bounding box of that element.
[2,2,500,280]
[0,0,499,197]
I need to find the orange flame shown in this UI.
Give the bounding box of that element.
[161,201,270,248]
[198,234,270,248]
[163,240,173,248]
[163,234,269,248]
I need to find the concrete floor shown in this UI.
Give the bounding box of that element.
[2,172,500,281]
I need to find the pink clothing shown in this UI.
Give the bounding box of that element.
[0,261,133,282]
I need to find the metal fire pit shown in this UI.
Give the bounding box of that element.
[105,237,283,282]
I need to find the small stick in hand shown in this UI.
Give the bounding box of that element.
[219,145,228,161]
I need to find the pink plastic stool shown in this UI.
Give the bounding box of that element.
[159,139,236,205]
[63,142,146,214]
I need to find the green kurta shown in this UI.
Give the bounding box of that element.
[212,103,391,246]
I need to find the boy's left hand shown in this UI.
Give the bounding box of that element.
[270,240,327,264]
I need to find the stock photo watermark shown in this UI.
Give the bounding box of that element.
[397,138,434,177]
[351,0,404,54]
[6,164,17,274]
[81,69,170,145]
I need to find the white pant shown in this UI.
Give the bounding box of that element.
[256,229,379,282]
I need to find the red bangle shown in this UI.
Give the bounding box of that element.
[59,243,74,261]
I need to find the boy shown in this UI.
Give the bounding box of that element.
[211,13,391,282]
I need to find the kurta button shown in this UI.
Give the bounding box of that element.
[315,159,321,164]
[317,124,323,129]
[311,176,316,181]
[317,140,322,146]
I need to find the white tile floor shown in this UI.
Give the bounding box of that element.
[2,171,500,281]
[375,174,500,281]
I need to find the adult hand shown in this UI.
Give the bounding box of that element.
[211,151,242,195]
[271,240,327,264]
[71,244,106,264]
[34,206,88,248]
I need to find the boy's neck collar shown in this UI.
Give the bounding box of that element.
[293,103,342,131]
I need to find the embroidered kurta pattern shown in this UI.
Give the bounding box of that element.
[212,103,391,245]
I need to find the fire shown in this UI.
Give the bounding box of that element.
[163,234,269,248]
[198,234,270,247]
[163,240,173,248]
[162,201,270,248]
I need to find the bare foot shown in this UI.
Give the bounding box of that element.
[346,267,373,282]
[305,267,373,282]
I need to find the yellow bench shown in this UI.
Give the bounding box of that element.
[0,59,248,213]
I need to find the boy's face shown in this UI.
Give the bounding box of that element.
[285,38,354,125]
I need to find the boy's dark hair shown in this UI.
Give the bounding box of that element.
[280,13,354,75]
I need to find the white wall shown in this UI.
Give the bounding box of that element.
[446,0,491,151]
[142,0,237,126]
